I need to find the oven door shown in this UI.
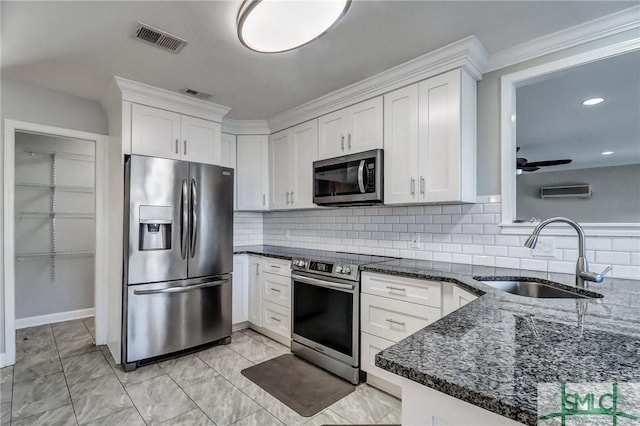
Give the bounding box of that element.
[292,272,359,367]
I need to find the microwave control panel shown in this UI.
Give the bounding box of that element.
[366,163,376,193]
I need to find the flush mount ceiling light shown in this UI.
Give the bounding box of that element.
[601,151,614,155]
[581,97,604,106]
[237,0,351,53]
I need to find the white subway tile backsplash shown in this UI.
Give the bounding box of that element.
[596,251,630,265]
[520,258,547,272]
[251,200,640,280]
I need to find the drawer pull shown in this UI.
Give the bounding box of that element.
[270,316,281,322]
[386,318,406,327]
[270,265,281,269]
[270,288,281,293]
[386,286,406,293]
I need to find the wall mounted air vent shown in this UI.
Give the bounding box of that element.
[182,89,213,101]
[540,184,592,199]
[135,22,188,53]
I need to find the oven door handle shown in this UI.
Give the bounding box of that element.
[293,275,355,291]
[357,159,366,193]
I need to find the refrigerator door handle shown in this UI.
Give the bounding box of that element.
[133,278,230,295]
[190,178,197,258]
[180,179,188,259]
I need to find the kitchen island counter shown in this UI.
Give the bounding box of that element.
[363,259,640,425]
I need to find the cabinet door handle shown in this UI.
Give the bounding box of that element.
[420,176,425,196]
[270,287,281,293]
[270,316,281,322]
[175,139,179,154]
[255,264,260,276]
[262,193,266,206]
[410,178,415,196]
[183,140,187,155]
[341,135,345,151]
[291,191,294,204]
[286,192,290,204]
[386,318,406,327]
[348,133,352,150]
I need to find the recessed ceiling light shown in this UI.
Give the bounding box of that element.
[582,97,604,106]
[237,0,351,53]
[601,151,614,155]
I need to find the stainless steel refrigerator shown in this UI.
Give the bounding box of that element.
[122,155,233,370]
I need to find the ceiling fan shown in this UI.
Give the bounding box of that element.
[516,147,572,174]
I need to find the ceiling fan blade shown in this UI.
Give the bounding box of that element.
[522,166,540,172]
[516,146,521,153]
[516,157,528,167]
[526,159,572,167]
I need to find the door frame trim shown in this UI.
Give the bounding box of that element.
[2,119,108,367]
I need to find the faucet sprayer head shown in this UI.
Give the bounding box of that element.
[524,234,538,248]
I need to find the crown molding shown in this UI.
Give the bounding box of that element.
[268,36,489,133]
[110,76,231,122]
[486,5,640,72]
[222,118,270,135]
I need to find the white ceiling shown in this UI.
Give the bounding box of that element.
[516,50,640,172]
[1,1,634,120]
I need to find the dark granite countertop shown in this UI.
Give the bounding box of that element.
[233,244,305,260]
[364,259,640,425]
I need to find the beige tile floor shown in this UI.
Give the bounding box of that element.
[0,319,401,425]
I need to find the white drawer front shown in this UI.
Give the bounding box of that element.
[262,300,291,338]
[262,257,291,277]
[361,293,441,342]
[362,272,442,308]
[262,272,291,307]
[361,332,395,374]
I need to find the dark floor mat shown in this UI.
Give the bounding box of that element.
[241,354,355,417]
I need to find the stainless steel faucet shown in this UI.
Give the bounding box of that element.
[524,217,611,289]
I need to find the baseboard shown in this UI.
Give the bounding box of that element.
[248,323,291,348]
[366,372,403,399]
[232,321,250,332]
[0,352,6,368]
[15,308,94,329]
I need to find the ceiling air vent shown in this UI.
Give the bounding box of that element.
[540,184,592,199]
[182,89,213,101]
[135,22,188,54]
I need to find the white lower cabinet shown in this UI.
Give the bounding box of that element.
[262,300,291,338]
[232,255,249,325]
[248,256,262,327]
[361,293,441,342]
[245,255,292,346]
[360,272,478,405]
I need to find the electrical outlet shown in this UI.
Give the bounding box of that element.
[531,237,555,257]
[411,233,421,249]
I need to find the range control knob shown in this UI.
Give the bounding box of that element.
[335,265,343,274]
[343,266,352,274]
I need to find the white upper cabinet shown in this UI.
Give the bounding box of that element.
[237,135,269,211]
[180,115,221,164]
[317,97,383,160]
[131,104,181,160]
[131,103,222,165]
[384,68,477,204]
[220,133,237,210]
[269,120,318,210]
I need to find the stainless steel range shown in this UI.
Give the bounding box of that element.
[290,253,392,384]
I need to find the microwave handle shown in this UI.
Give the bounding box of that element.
[358,159,366,193]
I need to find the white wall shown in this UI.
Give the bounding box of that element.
[1,78,108,352]
[517,164,640,223]
[475,29,639,196]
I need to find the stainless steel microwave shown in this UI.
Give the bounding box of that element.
[313,149,383,206]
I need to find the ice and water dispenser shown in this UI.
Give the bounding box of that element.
[139,205,172,251]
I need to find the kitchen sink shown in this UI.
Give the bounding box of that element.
[473,278,601,299]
